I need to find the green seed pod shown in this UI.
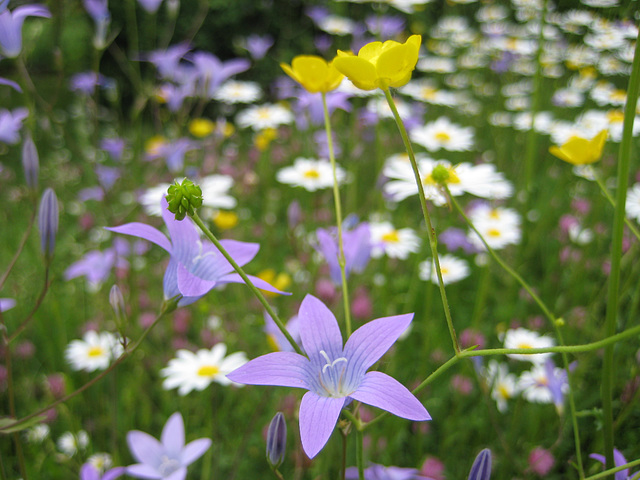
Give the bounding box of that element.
[165,179,203,220]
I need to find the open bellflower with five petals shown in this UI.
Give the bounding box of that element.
[106,198,286,306]
[126,412,211,480]
[333,35,421,91]
[280,55,344,93]
[227,294,430,459]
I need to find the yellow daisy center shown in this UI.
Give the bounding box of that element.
[381,230,400,243]
[498,384,511,399]
[487,228,502,238]
[87,346,105,358]
[517,342,533,349]
[197,365,220,377]
[435,131,451,142]
[304,169,321,179]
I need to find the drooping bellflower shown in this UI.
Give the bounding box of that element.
[227,294,430,458]
[0,4,51,58]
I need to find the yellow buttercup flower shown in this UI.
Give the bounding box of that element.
[189,118,216,138]
[280,55,344,93]
[549,130,608,165]
[212,211,238,230]
[332,35,422,91]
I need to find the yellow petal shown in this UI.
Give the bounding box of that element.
[591,129,608,156]
[358,41,383,62]
[332,56,378,90]
[549,145,574,164]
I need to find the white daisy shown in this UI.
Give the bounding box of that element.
[65,331,123,372]
[518,363,554,404]
[419,254,470,285]
[484,360,518,413]
[276,157,345,192]
[366,96,411,120]
[236,103,294,130]
[416,56,457,74]
[369,221,421,260]
[468,204,521,250]
[502,327,555,363]
[160,343,248,395]
[317,15,356,35]
[400,79,461,107]
[25,424,50,443]
[87,453,113,472]
[410,117,474,152]
[57,430,89,457]
[213,80,262,104]
[626,183,640,223]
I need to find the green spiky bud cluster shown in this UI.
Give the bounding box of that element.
[430,164,451,185]
[166,179,203,220]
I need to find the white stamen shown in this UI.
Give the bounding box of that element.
[319,350,347,373]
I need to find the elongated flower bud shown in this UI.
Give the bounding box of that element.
[266,412,286,469]
[468,448,492,480]
[166,178,203,220]
[22,134,39,189]
[38,188,59,262]
[109,284,126,334]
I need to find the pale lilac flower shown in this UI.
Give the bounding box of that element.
[107,198,285,306]
[126,412,211,480]
[83,0,110,48]
[145,138,196,172]
[189,51,250,98]
[0,4,51,58]
[240,34,274,60]
[65,248,127,290]
[0,107,28,144]
[590,449,634,480]
[100,138,126,161]
[0,77,21,92]
[145,43,191,80]
[346,464,427,479]
[315,222,371,285]
[69,72,115,95]
[0,298,16,312]
[365,15,406,38]
[138,0,163,13]
[80,463,125,480]
[227,295,430,459]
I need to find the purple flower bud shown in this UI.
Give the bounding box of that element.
[287,200,302,229]
[109,285,125,318]
[266,412,286,468]
[21,134,39,189]
[468,449,492,480]
[38,188,58,260]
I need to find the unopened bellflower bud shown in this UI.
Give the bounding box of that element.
[468,448,492,480]
[38,188,59,262]
[266,412,286,469]
[21,134,39,189]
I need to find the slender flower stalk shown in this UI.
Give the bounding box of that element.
[190,212,304,356]
[355,428,365,480]
[601,34,640,476]
[592,173,640,242]
[383,88,460,354]
[445,188,584,475]
[322,92,352,335]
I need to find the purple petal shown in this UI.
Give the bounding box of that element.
[350,371,430,421]
[106,223,171,253]
[127,430,163,466]
[177,262,217,296]
[298,294,344,358]
[218,273,291,295]
[165,468,187,480]
[0,77,21,92]
[182,438,212,464]
[126,464,162,478]
[102,467,126,480]
[80,464,100,480]
[161,412,185,458]
[590,450,629,480]
[299,391,345,459]
[160,198,200,257]
[344,313,413,372]
[186,240,259,281]
[226,352,309,388]
[0,298,16,312]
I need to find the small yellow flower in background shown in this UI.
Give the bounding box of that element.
[280,55,344,93]
[549,130,608,165]
[333,34,422,91]
[212,211,238,230]
[145,135,166,156]
[189,118,216,138]
[254,128,277,151]
[257,269,292,297]
[218,122,236,138]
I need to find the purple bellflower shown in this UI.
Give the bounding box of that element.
[144,43,191,80]
[83,0,110,49]
[107,198,286,306]
[345,464,430,480]
[138,0,163,13]
[126,412,211,480]
[189,51,250,98]
[590,449,634,480]
[227,295,430,459]
[80,464,125,480]
[315,221,371,285]
[0,4,51,58]
[0,298,16,312]
[241,34,274,60]
[0,108,28,145]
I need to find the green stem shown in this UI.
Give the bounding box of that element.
[593,172,640,242]
[0,209,36,291]
[601,34,640,476]
[8,270,51,344]
[322,92,352,335]
[190,212,304,356]
[382,88,460,354]
[523,0,549,189]
[356,429,365,480]
[585,458,640,480]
